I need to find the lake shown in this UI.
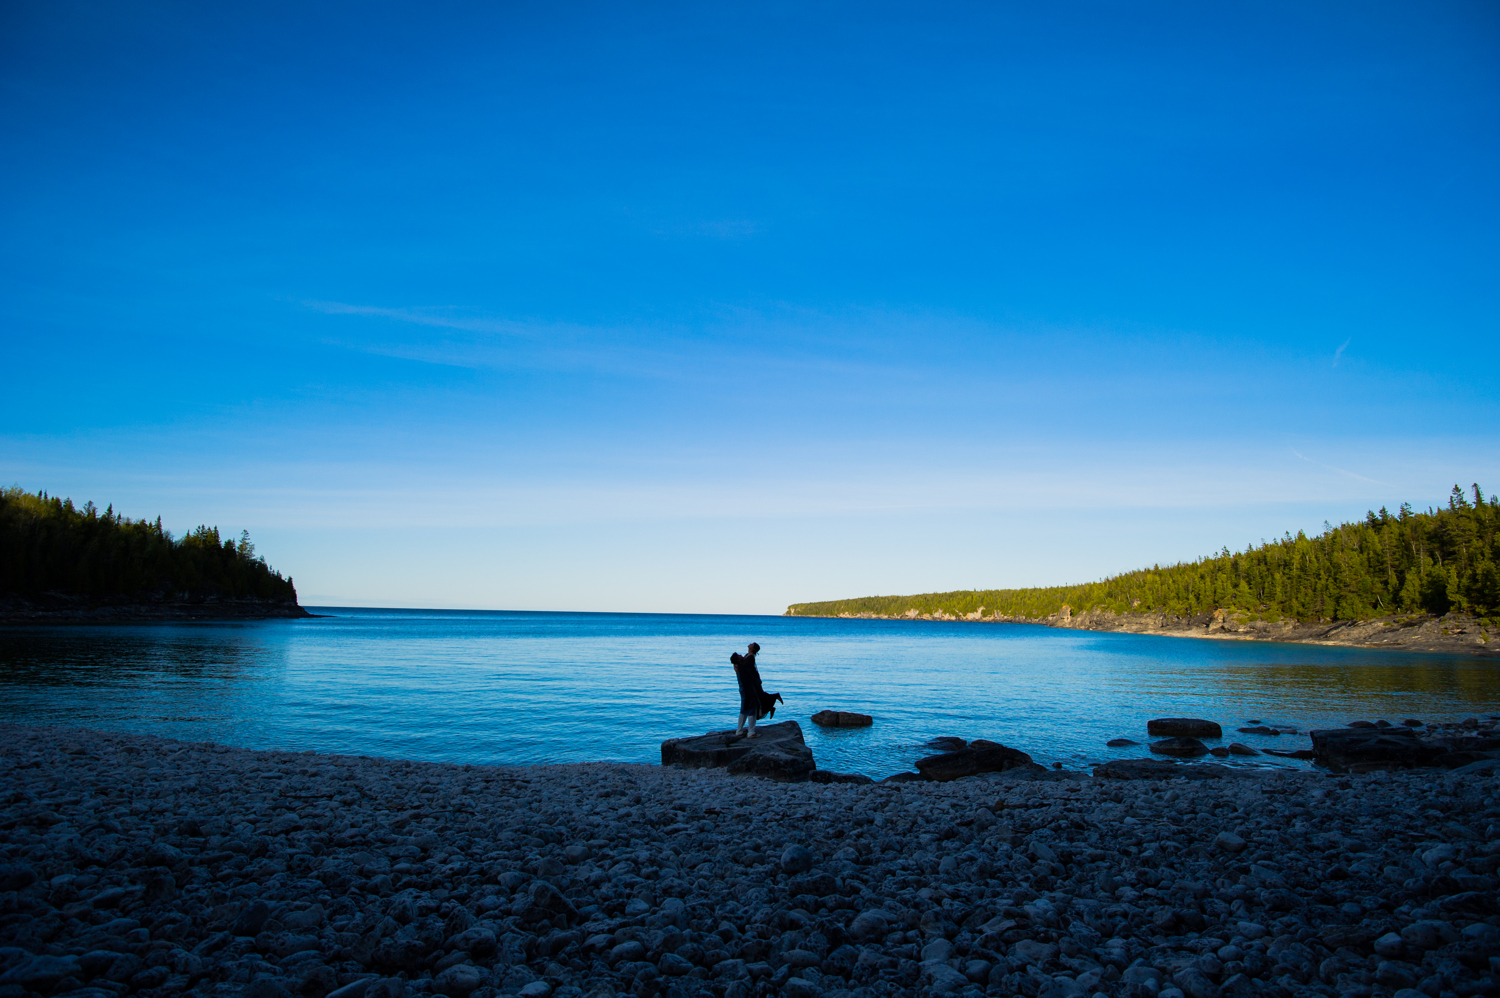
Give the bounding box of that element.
[1,608,1496,778]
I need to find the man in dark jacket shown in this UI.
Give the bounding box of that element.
[730,642,767,738]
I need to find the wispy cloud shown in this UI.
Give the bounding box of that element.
[1290,446,1394,488]
[1333,337,1351,367]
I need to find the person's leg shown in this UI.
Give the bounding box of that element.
[745,711,757,738]
[735,711,748,735]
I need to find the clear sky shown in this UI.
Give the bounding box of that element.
[3,1,1498,613]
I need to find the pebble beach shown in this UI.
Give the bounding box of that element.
[1,724,1497,998]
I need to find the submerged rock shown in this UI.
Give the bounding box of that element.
[1150,736,1209,757]
[1106,737,1139,747]
[923,736,968,752]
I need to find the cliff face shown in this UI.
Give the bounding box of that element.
[788,603,1496,655]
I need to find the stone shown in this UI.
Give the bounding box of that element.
[878,771,927,783]
[433,964,484,998]
[232,899,271,936]
[0,955,82,992]
[1150,737,1208,757]
[924,736,967,751]
[848,910,889,942]
[1227,742,1257,755]
[325,978,377,998]
[1214,831,1246,853]
[1147,718,1222,738]
[1373,932,1404,957]
[364,979,406,998]
[780,844,814,874]
[783,979,820,998]
[914,742,1033,781]
[810,710,873,728]
[0,865,36,892]
[1309,726,1448,771]
[1172,966,1217,998]
[1106,738,1139,747]
[1209,747,1229,757]
[1010,940,1057,965]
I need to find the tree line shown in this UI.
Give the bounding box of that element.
[787,484,1500,624]
[0,487,299,603]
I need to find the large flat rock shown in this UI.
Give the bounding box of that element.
[660,721,815,780]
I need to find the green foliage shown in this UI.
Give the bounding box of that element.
[0,487,298,602]
[788,484,1500,623]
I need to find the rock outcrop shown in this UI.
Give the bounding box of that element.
[659,721,815,780]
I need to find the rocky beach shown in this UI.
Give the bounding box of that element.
[2,723,1498,998]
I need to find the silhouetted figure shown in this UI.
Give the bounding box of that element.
[730,642,782,738]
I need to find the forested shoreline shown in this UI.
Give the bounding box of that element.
[787,485,1500,625]
[0,487,303,614]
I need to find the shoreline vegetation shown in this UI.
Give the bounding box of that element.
[0,723,1496,998]
[786,486,1499,656]
[0,488,308,624]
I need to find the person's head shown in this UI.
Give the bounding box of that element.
[747,642,760,654]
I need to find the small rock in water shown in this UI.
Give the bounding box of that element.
[1228,742,1258,755]
[809,709,873,727]
[1149,736,1209,757]
[923,735,968,752]
[1106,737,1138,747]
[1208,746,1229,757]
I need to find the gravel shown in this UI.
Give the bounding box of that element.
[1,723,1497,998]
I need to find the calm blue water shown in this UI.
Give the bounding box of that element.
[1,608,1496,778]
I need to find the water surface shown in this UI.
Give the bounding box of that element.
[1,608,1495,778]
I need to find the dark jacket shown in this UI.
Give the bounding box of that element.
[730,651,775,717]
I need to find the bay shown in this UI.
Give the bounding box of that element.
[1,607,1495,778]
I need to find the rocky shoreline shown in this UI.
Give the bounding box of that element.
[2,724,1498,998]
[791,607,1496,657]
[0,597,314,626]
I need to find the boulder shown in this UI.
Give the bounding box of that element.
[661,721,815,780]
[879,771,928,784]
[1106,738,1139,747]
[914,743,1033,782]
[810,710,873,728]
[1150,737,1209,757]
[1309,726,1447,772]
[1147,718,1222,738]
[1228,742,1258,756]
[924,736,968,752]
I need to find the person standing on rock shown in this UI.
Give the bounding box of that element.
[731,642,768,739]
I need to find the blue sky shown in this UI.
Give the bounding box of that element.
[2,1,1497,612]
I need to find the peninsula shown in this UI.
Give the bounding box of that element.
[787,486,1498,656]
[0,487,309,624]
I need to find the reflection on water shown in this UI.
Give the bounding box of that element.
[1,609,1496,778]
